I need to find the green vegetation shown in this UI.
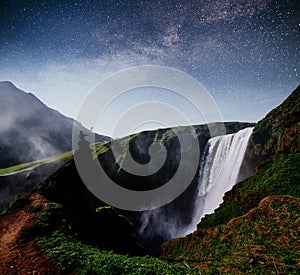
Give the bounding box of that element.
[0,140,115,177]
[0,141,109,176]
[252,85,300,156]
[38,202,64,229]
[39,231,200,274]
[0,194,29,216]
[0,151,73,176]
[199,153,300,229]
[162,196,300,274]
[199,87,300,229]
[1,84,298,273]
[0,121,253,177]
[37,204,199,274]
[162,86,300,273]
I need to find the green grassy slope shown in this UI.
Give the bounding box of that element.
[199,85,300,229]
[162,196,300,274]
[162,86,300,273]
[0,151,73,176]
[39,222,200,274]
[198,153,300,230]
[0,121,261,273]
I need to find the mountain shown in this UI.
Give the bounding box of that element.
[1,85,298,273]
[0,152,72,211]
[0,81,106,168]
[162,85,300,274]
[0,118,252,213]
[0,121,253,274]
[36,121,253,255]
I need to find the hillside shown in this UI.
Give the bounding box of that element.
[196,85,300,229]
[0,121,252,215]
[0,192,199,274]
[0,85,298,273]
[0,120,253,274]
[162,195,300,274]
[0,151,73,211]
[36,121,253,255]
[0,81,106,168]
[0,194,59,274]
[162,85,300,273]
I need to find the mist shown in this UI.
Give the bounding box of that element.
[0,81,105,168]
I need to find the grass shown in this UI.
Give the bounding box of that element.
[0,194,30,216]
[162,195,300,274]
[251,86,300,156]
[199,153,300,229]
[0,151,73,176]
[0,140,114,177]
[0,122,251,177]
[37,203,200,275]
[39,231,200,274]
[0,141,111,176]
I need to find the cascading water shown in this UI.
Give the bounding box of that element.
[138,126,254,252]
[183,127,254,235]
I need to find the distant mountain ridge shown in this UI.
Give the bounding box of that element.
[0,81,107,168]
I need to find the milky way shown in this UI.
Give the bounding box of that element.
[0,0,299,134]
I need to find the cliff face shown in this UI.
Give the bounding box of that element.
[36,122,253,255]
[2,82,298,273]
[162,86,300,273]
[198,85,300,229]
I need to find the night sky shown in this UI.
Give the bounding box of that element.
[0,0,299,136]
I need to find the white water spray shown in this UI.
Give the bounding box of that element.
[184,127,254,235]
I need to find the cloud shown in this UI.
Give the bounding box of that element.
[28,136,60,160]
[0,111,18,134]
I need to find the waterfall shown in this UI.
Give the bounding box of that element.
[184,127,254,235]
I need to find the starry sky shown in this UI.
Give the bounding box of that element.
[0,0,299,136]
